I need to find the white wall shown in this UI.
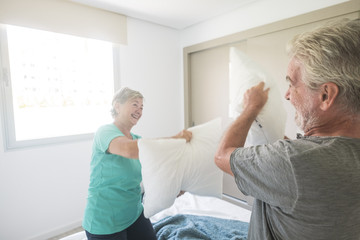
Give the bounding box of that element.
[180,0,349,47]
[119,18,184,138]
[0,18,182,240]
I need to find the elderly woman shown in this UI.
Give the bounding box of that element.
[83,87,192,240]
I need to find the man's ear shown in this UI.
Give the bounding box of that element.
[319,82,339,111]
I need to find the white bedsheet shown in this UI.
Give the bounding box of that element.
[150,192,251,223]
[60,193,251,240]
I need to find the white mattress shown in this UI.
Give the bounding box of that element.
[60,193,251,240]
[150,192,251,223]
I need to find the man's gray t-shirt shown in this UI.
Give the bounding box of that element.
[230,136,360,240]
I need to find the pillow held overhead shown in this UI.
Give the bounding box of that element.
[229,47,286,146]
[138,118,223,218]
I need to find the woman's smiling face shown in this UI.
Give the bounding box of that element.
[116,97,143,126]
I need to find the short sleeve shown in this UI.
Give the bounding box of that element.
[94,125,124,153]
[131,133,141,140]
[230,141,297,211]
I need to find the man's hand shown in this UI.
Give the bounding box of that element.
[214,82,270,176]
[243,82,270,115]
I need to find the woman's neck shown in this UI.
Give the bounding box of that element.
[113,120,133,139]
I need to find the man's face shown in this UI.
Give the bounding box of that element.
[285,58,320,133]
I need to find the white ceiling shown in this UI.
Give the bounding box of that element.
[70,0,258,30]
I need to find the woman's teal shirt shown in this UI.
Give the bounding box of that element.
[82,124,143,235]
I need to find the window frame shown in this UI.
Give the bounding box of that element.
[0,25,120,150]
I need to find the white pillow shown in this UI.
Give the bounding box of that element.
[138,118,223,218]
[229,47,286,146]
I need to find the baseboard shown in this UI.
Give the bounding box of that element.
[28,220,82,240]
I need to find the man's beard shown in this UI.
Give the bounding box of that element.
[295,106,319,133]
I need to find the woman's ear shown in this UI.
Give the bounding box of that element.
[114,102,121,115]
[319,82,339,111]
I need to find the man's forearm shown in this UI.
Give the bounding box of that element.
[215,82,269,175]
[215,108,258,175]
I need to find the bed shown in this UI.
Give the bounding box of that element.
[60,192,251,240]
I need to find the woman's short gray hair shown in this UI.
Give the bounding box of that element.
[110,87,144,118]
[287,18,360,114]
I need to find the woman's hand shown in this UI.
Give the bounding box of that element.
[173,129,192,142]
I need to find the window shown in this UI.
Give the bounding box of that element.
[0,25,119,150]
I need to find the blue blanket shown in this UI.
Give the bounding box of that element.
[153,214,249,240]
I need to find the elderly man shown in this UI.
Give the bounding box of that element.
[215,18,360,239]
